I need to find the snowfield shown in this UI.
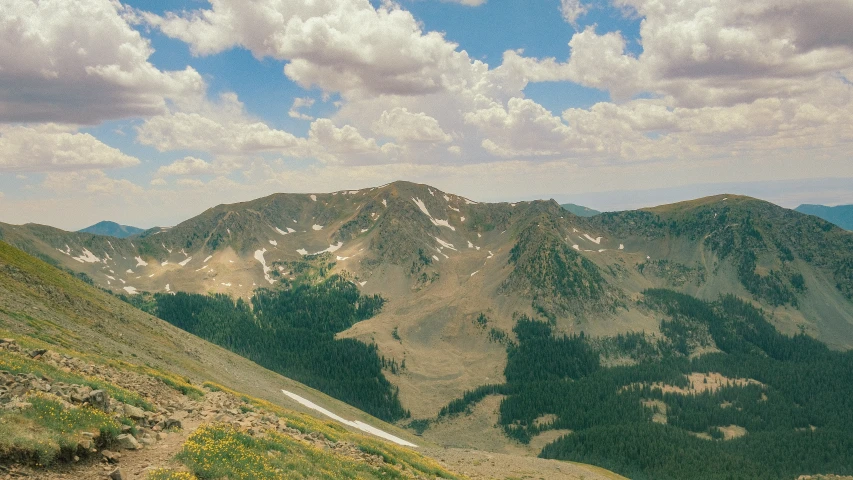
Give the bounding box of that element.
[412,197,456,231]
[281,390,417,448]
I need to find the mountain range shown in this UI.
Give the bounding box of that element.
[1,180,852,479]
[796,204,853,231]
[78,220,145,238]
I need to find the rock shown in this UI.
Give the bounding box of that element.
[109,467,124,480]
[116,434,140,450]
[28,349,47,358]
[87,390,110,411]
[164,418,182,430]
[101,450,121,463]
[123,404,146,420]
[155,432,167,441]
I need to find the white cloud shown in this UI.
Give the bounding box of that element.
[559,0,587,27]
[0,124,140,172]
[176,178,205,188]
[150,178,167,186]
[144,0,488,100]
[0,0,204,124]
[42,170,143,196]
[288,97,315,121]
[137,93,310,156]
[156,156,214,177]
[309,119,382,157]
[443,0,487,5]
[372,107,452,144]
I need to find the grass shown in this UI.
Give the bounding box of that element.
[201,382,462,479]
[0,394,121,466]
[174,423,413,480]
[0,349,153,411]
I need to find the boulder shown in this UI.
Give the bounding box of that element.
[87,390,110,411]
[101,450,121,463]
[123,404,146,420]
[116,434,140,450]
[109,467,124,480]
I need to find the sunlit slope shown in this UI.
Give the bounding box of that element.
[0,239,420,446]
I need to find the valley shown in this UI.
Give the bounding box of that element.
[2,181,853,479]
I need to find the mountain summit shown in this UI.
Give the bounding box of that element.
[78,220,145,238]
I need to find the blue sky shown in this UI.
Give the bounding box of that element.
[1,0,852,229]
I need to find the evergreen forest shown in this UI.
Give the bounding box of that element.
[119,275,407,422]
[440,289,853,479]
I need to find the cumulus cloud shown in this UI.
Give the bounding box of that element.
[42,170,143,195]
[143,0,487,99]
[288,97,315,121]
[0,0,204,124]
[559,0,587,27]
[0,124,140,172]
[137,93,310,156]
[372,108,452,144]
[156,157,215,177]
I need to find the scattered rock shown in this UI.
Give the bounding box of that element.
[116,434,140,450]
[101,450,121,463]
[109,467,124,480]
[87,389,110,411]
[123,404,146,420]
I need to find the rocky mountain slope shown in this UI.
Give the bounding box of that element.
[0,240,624,479]
[1,182,852,420]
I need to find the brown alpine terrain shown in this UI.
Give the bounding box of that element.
[2,181,852,423]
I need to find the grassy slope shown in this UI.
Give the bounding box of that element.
[0,240,420,446]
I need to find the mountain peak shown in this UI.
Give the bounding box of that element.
[77,220,144,238]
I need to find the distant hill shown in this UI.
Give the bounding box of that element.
[796,204,853,231]
[78,220,144,238]
[560,203,600,217]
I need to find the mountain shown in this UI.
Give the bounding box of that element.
[561,203,601,217]
[78,220,145,238]
[1,182,853,478]
[796,204,853,231]
[0,239,624,479]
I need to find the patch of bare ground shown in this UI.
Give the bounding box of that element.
[717,425,747,440]
[528,429,572,453]
[625,372,763,396]
[798,476,853,480]
[423,447,629,480]
[421,395,531,455]
[642,399,668,424]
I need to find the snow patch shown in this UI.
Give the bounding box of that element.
[573,245,580,251]
[105,275,115,281]
[487,251,494,259]
[221,283,232,287]
[448,206,460,212]
[73,249,100,264]
[204,255,213,263]
[126,269,133,274]
[310,194,317,201]
[161,261,169,266]
[275,227,288,235]
[411,197,456,231]
[583,234,602,244]
[269,240,278,246]
[435,237,457,251]
[165,284,171,292]
[297,248,308,255]
[281,390,417,447]
[123,286,138,295]
[432,255,440,262]
[619,244,624,250]
[382,199,387,207]
[470,270,479,277]
[460,216,465,222]
[360,228,369,233]
[428,188,434,196]
[359,281,367,287]
[336,256,350,261]
[179,257,193,267]
[254,249,276,285]
[464,198,478,205]
[312,224,324,230]
[467,241,475,249]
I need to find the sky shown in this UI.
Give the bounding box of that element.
[1,0,852,230]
